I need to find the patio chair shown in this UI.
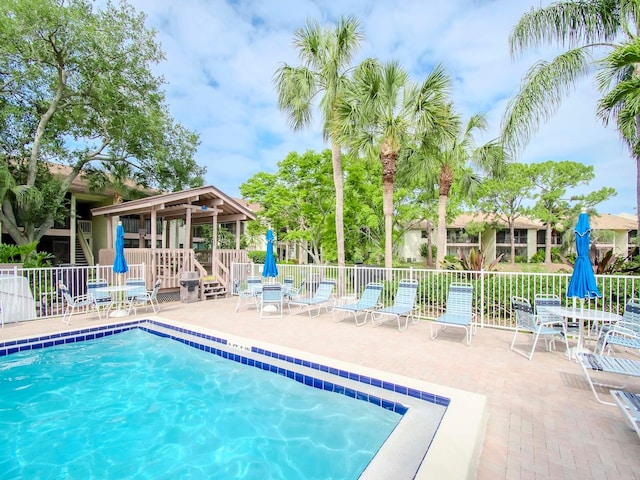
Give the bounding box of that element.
[577,352,640,405]
[510,297,569,361]
[430,283,475,345]
[333,282,383,326]
[288,279,336,318]
[596,299,640,355]
[534,293,576,332]
[259,282,283,318]
[128,279,162,314]
[124,278,147,298]
[234,277,262,312]
[87,278,113,319]
[59,283,99,325]
[283,276,294,292]
[284,279,306,302]
[611,390,640,438]
[371,279,419,332]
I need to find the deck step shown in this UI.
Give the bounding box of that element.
[201,279,227,300]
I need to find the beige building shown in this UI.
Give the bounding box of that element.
[399,213,637,264]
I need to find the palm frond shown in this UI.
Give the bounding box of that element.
[273,65,316,130]
[502,48,591,154]
[510,0,619,57]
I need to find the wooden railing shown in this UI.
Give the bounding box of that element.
[98,248,247,291]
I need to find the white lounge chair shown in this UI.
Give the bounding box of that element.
[578,352,640,405]
[371,279,419,332]
[430,283,475,345]
[288,279,336,317]
[333,282,383,326]
[611,390,640,438]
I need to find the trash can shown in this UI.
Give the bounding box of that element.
[179,271,200,303]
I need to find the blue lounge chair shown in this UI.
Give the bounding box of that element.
[288,279,336,317]
[333,282,383,326]
[430,283,475,345]
[596,299,640,355]
[371,279,418,332]
[510,296,569,360]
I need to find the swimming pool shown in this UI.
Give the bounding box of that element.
[0,328,401,479]
[0,319,487,479]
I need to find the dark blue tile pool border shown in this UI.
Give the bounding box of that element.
[0,319,450,411]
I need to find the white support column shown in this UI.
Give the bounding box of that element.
[151,208,157,282]
[184,207,192,271]
[70,194,77,263]
[212,210,218,276]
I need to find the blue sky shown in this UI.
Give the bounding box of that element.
[127,0,634,215]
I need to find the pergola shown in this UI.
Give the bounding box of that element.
[91,185,257,255]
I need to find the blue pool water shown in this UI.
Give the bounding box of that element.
[0,329,401,479]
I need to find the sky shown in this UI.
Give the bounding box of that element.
[125,0,634,216]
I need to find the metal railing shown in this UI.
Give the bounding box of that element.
[231,263,639,330]
[0,263,145,322]
[3,261,638,330]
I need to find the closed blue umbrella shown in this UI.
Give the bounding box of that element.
[262,229,278,280]
[567,211,601,300]
[113,221,128,276]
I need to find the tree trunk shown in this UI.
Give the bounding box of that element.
[436,164,454,268]
[436,195,448,268]
[382,178,394,271]
[331,141,346,296]
[545,222,552,264]
[380,145,397,272]
[426,220,433,268]
[510,222,516,265]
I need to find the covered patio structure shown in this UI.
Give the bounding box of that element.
[91,186,256,294]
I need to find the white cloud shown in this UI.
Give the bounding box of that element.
[126,0,634,215]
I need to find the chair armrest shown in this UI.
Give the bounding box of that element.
[610,325,640,338]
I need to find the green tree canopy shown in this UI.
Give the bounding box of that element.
[529,160,616,263]
[0,0,204,245]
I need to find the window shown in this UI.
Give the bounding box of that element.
[497,229,527,244]
[421,230,428,239]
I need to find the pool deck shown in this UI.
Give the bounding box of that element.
[2,297,640,479]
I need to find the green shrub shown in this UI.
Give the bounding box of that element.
[247,250,267,264]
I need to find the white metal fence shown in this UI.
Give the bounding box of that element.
[2,262,638,329]
[0,263,146,322]
[231,263,640,330]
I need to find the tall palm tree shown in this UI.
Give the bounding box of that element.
[405,114,506,267]
[503,0,640,242]
[334,59,453,270]
[274,16,364,277]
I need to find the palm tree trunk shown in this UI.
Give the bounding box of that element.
[436,195,448,268]
[436,165,454,268]
[383,179,394,271]
[331,142,346,295]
